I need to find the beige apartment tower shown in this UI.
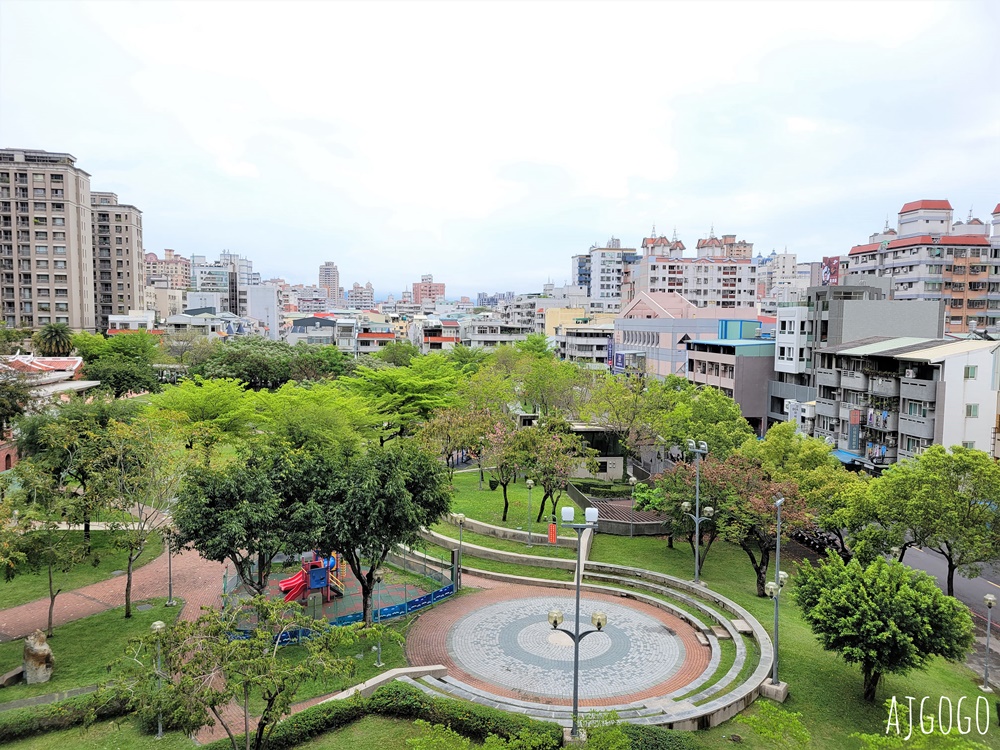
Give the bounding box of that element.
[319,262,342,307]
[91,191,144,333]
[0,149,95,331]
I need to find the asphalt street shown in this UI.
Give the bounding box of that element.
[902,547,1000,631]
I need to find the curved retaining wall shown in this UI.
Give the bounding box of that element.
[419,528,577,571]
[443,513,578,549]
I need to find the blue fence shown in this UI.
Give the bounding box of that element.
[330,583,455,627]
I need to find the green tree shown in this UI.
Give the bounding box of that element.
[518,357,582,417]
[174,443,324,598]
[148,376,254,455]
[794,553,974,702]
[483,416,522,521]
[109,596,366,750]
[344,354,461,444]
[0,323,31,355]
[83,357,162,397]
[580,372,663,462]
[253,381,375,452]
[447,344,491,374]
[314,441,451,624]
[89,418,185,618]
[102,331,163,364]
[288,343,349,381]
[518,423,598,524]
[0,371,34,432]
[33,322,74,357]
[70,331,110,362]
[377,339,421,366]
[515,333,554,359]
[866,445,1000,595]
[194,337,294,390]
[14,394,139,548]
[652,377,754,460]
[4,459,88,635]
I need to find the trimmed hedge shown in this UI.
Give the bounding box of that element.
[0,691,128,744]
[622,722,698,750]
[201,698,366,750]
[203,683,562,750]
[367,682,563,747]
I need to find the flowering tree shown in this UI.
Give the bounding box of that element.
[483,417,521,521]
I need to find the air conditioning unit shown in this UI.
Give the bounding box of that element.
[904,369,915,379]
[801,403,816,419]
[784,399,794,414]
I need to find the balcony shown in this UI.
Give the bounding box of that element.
[899,414,935,440]
[900,377,936,401]
[839,402,863,421]
[815,398,838,418]
[815,368,840,388]
[865,411,898,433]
[868,376,900,398]
[840,370,868,390]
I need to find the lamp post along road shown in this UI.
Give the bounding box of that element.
[683,439,710,583]
[555,504,602,738]
[763,493,789,701]
[374,568,384,667]
[455,514,465,590]
[985,594,996,692]
[526,479,535,547]
[164,529,176,607]
[628,475,637,538]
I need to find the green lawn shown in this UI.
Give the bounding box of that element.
[0,719,193,750]
[0,598,181,705]
[298,715,453,748]
[591,535,1000,749]
[0,531,163,609]
[449,470,565,531]
[431,520,578,560]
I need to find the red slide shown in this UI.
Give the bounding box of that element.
[283,579,308,602]
[279,569,306,594]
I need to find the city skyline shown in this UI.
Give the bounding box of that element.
[2,1,997,297]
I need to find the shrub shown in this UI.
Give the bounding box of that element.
[200,697,366,750]
[0,691,128,744]
[621,723,698,750]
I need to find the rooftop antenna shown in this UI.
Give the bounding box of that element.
[884,215,890,232]
[672,227,678,242]
[709,223,715,238]
[651,224,656,237]
[968,207,974,222]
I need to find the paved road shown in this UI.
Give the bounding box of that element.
[901,547,1000,626]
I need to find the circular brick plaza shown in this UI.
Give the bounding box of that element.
[406,578,712,707]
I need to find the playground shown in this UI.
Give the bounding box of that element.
[263,550,449,625]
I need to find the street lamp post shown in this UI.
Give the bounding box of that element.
[557,504,601,738]
[150,620,166,740]
[628,475,638,538]
[164,528,176,607]
[683,439,710,582]
[985,594,996,691]
[765,494,787,688]
[455,514,465,590]
[526,479,535,547]
[374,568,384,667]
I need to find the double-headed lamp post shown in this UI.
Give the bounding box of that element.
[164,528,177,607]
[374,568,384,667]
[526,479,535,548]
[150,620,166,740]
[628,475,638,538]
[984,594,996,691]
[454,513,465,590]
[765,493,787,688]
[684,439,710,582]
[552,504,602,739]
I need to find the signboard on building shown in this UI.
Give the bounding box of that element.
[613,352,626,373]
[821,257,840,286]
[848,409,861,451]
[606,336,615,368]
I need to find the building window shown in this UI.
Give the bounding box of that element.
[964,365,978,379]
[962,441,976,449]
[966,404,979,418]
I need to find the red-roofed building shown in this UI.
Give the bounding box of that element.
[842,198,999,333]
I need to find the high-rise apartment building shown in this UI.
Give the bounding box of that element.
[842,200,1000,334]
[346,281,374,309]
[585,238,641,313]
[90,192,144,333]
[190,252,257,317]
[412,274,445,304]
[0,149,95,330]
[319,262,343,307]
[145,249,191,290]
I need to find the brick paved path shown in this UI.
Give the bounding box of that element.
[0,542,226,641]
[405,575,710,708]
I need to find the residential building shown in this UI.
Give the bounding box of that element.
[623,230,758,312]
[412,274,446,305]
[291,285,329,314]
[143,285,185,321]
[90,192,144,333]
[613,292,755,378]
[571,254,591,289]
[245,284,281,340]
[410,317,460,353]
[346,281,375,309]
[355,324,397,355]
[461,320,533,348]
[811,337,999,470]
[108,309,158,332]
[189,252,254,317]
[499,284,591,332]
[686,320,775,436]
[767,280,945,428]
[0,148,95,331]
[555,320,614,369]
[318,262,343,307]
[841,200,999,334]
[144,249,191,290]
[586,238,640,313]
[163,309,257,340]
[476,291,515,309]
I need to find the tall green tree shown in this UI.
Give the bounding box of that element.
[194,338,294,390]
[89,418,186,618]
[517,357,582,417]
[174,443,325,599]
[253,381,375,452]
[148,376,254,455]
[514,333,554,359]
[0,323,31,355]
[83,357,162,397]
[482,416,522,521]
[518,422,598,523]
[579,372,663,461]
[313,442,451,624]
[865,445,1000,595]
[652,377,754,460]
[377,339,420,367]
[33,322,73,357]
[794,554,974,702]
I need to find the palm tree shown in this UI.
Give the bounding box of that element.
[34,323,74,357]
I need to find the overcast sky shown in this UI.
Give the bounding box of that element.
[2,1,998,299]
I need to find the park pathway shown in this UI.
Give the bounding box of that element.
[0,542,226,642]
